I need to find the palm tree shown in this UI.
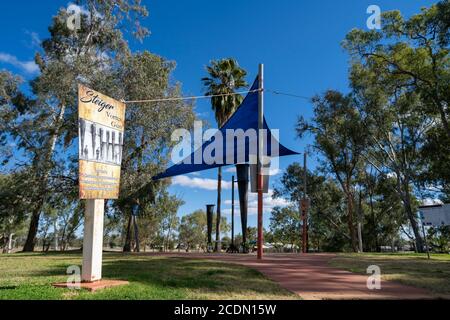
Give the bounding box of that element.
[202,58,248,252]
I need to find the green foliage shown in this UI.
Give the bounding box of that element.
[427,225,450,253]
[297,91,369,251]
[177,210,230,252]
[269,206,300,248]
[0,1,195,251]
[202,58,248,127]
[178,210,208,251]
[272,164,351,252]
[343,0,450,196]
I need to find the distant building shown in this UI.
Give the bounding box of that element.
[419,204,450,227]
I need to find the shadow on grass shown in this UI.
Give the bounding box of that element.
[6,249,83,258]
[0,286,17,290]
[100,257,270,290]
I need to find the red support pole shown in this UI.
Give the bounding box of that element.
[257,173,263,259]
[257,63,264,260]
[302,207,307,253]
[301,152,308,254]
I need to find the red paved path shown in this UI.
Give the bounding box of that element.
[147,253,433,300]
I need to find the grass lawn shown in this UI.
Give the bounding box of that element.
[329,253,450,297]
[0,252,298,300]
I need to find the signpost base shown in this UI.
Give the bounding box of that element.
[82,199,105,282]
[53,280,129,292]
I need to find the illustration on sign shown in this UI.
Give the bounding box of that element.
[78,84,126,199]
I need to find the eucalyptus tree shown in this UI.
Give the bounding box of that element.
[297,92,370,251]
[0,171,33,253]
[201,58,248,252]
[350,72,431,252]
[273,162,349,252]
[2,1,151,251]
[178,210,208,252]
[345,28,440,252]
[342,1,450,204]
[0,0,196,252]
[343,1,449,138]
[269,206,301,250]
[116,52,194,252]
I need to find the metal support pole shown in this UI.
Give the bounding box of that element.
[237,164,249,253]
[257,63,264,260]
[302,152,308,254]
[231,175,235,247]
[206,205,214,252]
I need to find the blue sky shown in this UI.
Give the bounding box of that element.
[0,0,436,235]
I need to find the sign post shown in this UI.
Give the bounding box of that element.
[78,85,126,282]
[82,199,105,281]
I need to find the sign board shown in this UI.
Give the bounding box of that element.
[419,204,450,227]
[78,84,126,199]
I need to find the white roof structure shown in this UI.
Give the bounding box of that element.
[419,204,450,227]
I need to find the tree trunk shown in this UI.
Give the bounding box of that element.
[369,192,379,252]
[2,233,14,254]
[133,216,140,252]
[23,104,66,252]
[433,95,450,139]
[123,214,133,252]
[215,167,222,252]
[23,204,43,252]
[357,190,363,252]
[346,193,358,252]
[403,187,424,253]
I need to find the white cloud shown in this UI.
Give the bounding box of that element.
[387,172,397,178]
[225,165,282,176]
[269,167,282,176]
[223,189,292,216]
[0,52,39,74]
[225,167,236,173]
[67,3,103,19]
[24,31,41,48]
[421,198,443,206]
[172,175,232,191]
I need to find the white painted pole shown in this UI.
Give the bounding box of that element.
[82,199,105,282]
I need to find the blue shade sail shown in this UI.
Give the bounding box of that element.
[153,78,299,180]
